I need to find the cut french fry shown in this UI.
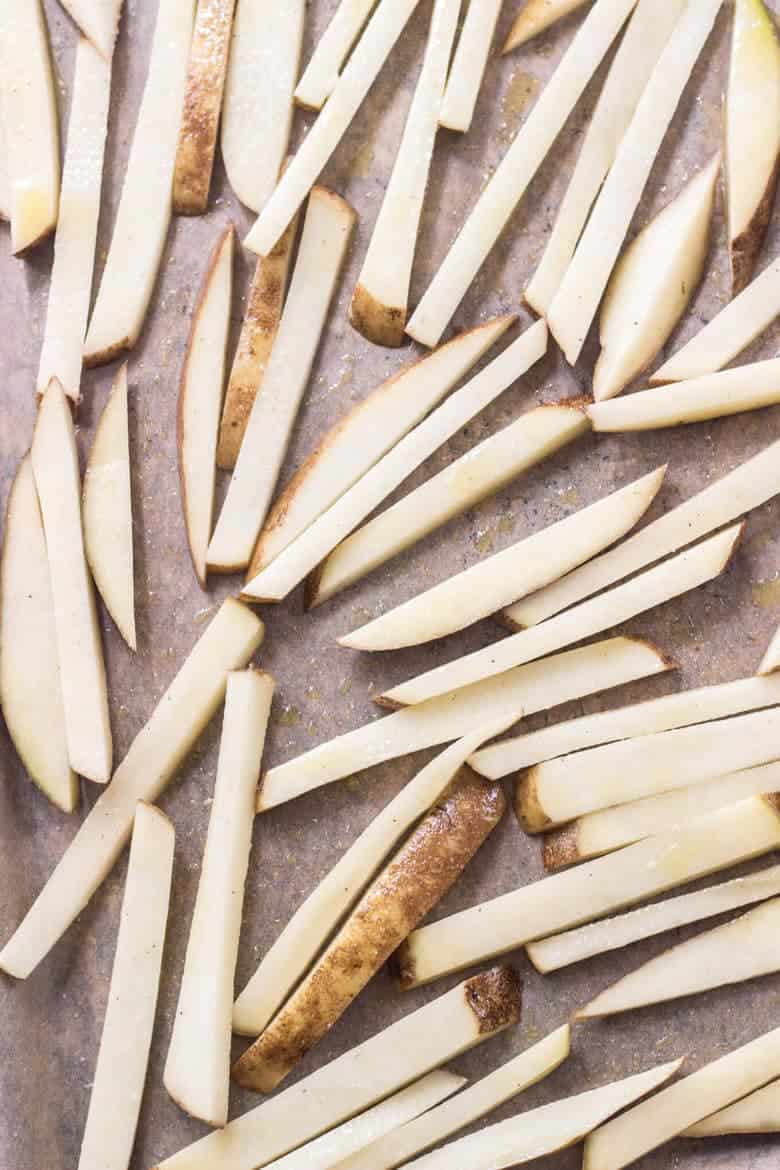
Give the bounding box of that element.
[83,0,195,366]
[242,321,553,603]
[547,0,723,365]
[527,863,780,973]
[593,155,719,401]
[403,1065,683,1170]
[438,0,502,133]
[342,467,665,651]
[36,36,112,400]
[258,637,670,812]
[0,599,263,981]
[250,316,514,577]
[583,1025,780,1170]
[153,968,522,1170]
[178,226,234,586]
[524,0,686,316]
[216,212,299,470]
[58,0,123,59]
[173,0,236,215]
[294,0,376,110]
[0,457,76,813]
[208,188,355,572]
[381,525,739,707]
[335,1026,570,1170]
[235,721,515,1037]
[164,671,273,1127]
[32,380,112,784]
[520,705,780,833]
[578,896,780,1020]
[503,0,591,52]
[83,364,136,650]
[221,0,303,213]
[75,803,174,1170]
[505,435,780,627]
[684,1077,780,1136]
[405,0,637,348]
[246,0,423,254]
[350,0,460,346]
[396,796,780,988]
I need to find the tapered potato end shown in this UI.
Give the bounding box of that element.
[730,163,780,296]
[759,626,780,674]
[83,336,133,369]
[349,283,407,347]
[502,0,589,53]
[543,823,580,870]
[464,964,523,1031]
[515,769,550,832]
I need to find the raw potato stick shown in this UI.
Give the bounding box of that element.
[0,0,60,253]
[527,864,780,972]
[221,0,303,213]
[76,804,174,1170]
[36,35,112,399]
[0,599,264,980]
[83,364,136,650]
[250,316,514,577]
[406,0,637,348]
[335,1027,569,1170]
[173,0,236,215]
[257,637,670,812]
[235,722,515,1037]
[57,0,123,59]
[684,1077,780,1136]
[242,321,552,603]
[503,0,591,52]
[152,968,522,1170]
[0,457,76,813]
[32,380,112,784]
[350,0,461,346]
[438,0,502,133]
[397,795,780,987]
[294,0,377,110]
[341,468,665,651]
[178,226,234,586]
[505,434,780,627]
[381,525,740,706]
[208,188,356,572]
[245,0,423,254]
[83,0,195,366]
[547,0,724,365]
[234,769,505,1092]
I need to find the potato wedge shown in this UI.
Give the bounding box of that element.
[153,968,522,1170]
[438,0,502,133]
[294,0,376,111]
[0,599,263,980]
[684,1077,780,1136]
[503,0,590,52]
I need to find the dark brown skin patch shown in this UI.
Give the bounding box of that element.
[542,822,580,871]
[349,284,407,348]
[763,792,780,816]
[730,156,780,295]
[464,964,523,1034]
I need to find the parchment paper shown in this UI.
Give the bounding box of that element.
[2,1,780,1167]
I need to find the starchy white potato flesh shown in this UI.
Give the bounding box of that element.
[36,36,112,399]
[583,1023,780,1170]
[257,637,670,811]
[32,380,112,784]
[246,0,423,254]
[294,0,376,110]
[83,364,136,650]
[350,0,461,345]
[505,435,780,627]
[0,0,60,253]
[164,671,273,1127]
[341,467,664,650]
[397,796,780,987]
[208,188,355,572]
[438,0,502,133]
[221,0,303,212]
[503,0,591,52]
[236,721,514,1036]
[178,226,234,586]
[547,0,723,364]
[527,863,780,972]
[381,525,739,706]
[83,0,195,365]
[58,0,123,59]
[242,321,552,602]
[152,968,522,1170]
[0,600,263,980]
[405,0,638,347]
[335,1027,570,1170]
[251,317,513,577]
[594,154,719,401]
[525,0,686,316]
[684,1077,780,1136]
[0,457,76,813]
[76,804,174,1170]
